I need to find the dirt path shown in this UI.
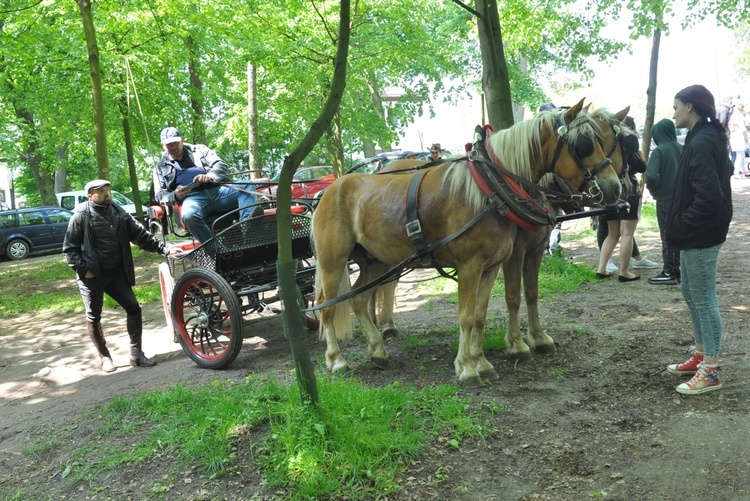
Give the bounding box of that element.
[2,179,750,500]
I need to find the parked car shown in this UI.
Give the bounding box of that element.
[345,150,454,176]
[56,189,147,222]
[0,206,74,260]
[256,166,336,204]
[345,152,413,175]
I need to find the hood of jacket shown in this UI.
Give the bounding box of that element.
[650,118,678,146]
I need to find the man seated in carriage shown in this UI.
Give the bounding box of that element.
[152,127,257,243]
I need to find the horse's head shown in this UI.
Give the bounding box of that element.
[536,99,622,206]
[591,107,644,201]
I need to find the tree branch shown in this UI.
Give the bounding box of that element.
[450,0,480,18]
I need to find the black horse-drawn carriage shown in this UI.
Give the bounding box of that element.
[151,200,317,369]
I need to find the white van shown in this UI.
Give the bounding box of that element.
[56,190,148,222]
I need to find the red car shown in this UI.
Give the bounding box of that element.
[257,166,335,204]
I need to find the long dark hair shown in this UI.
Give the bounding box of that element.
[674,84,728,144]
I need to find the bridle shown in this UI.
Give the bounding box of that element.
[546,114,612,205]
[598,118,641,199]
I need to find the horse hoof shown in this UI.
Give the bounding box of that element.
[330,361,349,373]
[508,351,534,363]
[459,376,484,388]
[535,344,557,355]
[381,328,398,339]
[371,357,389,369]
[478,368,499,381]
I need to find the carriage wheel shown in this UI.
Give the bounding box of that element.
[158,262,177,342]
[171,268,243,369]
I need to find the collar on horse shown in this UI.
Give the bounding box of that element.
[467,124,555,232]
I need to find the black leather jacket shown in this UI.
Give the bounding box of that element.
[63,201,166,285]
[666,119,733,251]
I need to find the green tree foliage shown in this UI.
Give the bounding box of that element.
[3,0,712,203]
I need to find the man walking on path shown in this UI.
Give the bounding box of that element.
[63,179,181,373]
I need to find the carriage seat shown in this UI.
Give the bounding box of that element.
[146,202,241,241]
[147,202,307,242]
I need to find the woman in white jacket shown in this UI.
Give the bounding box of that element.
[728,104,748,177]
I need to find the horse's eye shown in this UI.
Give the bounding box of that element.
[574,134,594,158]
[622,134,640,155]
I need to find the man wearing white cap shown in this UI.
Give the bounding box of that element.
[153,127,255,243]
[63,179,181,373]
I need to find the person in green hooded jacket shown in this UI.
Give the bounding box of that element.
[645,118,682,285]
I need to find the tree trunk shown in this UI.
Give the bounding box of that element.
[55,144,68,194]
[277,0,351,406]
[362,71,387,153]
[325,111,345,177]
[362,138,377,158]
[474,0,514,129]
[16,108,55,205]
[642,29,661,162]
[187,36,206,144]
[247,62,260,178]
[77,0,109,180]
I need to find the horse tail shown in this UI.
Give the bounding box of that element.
[314,261,355,341]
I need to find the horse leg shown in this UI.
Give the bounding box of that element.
[377,280,398,338]
[454,264,488,388]
[522,237,556,354]
[367,282,398,338]
[503,237,533,361]
[312,211,356,373]
[470,264,502,381]
[367,292,378,326]
[316,267,355,373]
[350,264,389,369]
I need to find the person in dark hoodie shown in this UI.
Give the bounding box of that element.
[666,85,733,395]
[645,118,682,285]
[63,179,181,373]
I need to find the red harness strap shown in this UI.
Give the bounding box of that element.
[466,161,540,231]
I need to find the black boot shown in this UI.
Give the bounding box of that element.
[87,321,116,372]
[127,311,156,367]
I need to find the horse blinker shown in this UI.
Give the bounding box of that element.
[574,133,595,159]
[622,134,640,155]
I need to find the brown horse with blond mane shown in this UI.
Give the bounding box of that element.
[311,99,622,387]
[371,106,637,361]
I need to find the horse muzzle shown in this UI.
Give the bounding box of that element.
[584,159,622,206]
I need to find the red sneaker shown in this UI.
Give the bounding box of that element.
[667,353,703,374]
[676,366,722,395]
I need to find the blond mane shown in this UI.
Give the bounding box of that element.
[441,107,599,212]
[590,108,637,137]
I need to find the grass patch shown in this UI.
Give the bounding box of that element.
[405,333,436,349]
[419,250,599,305]
[449,317,507,355]
[55,375,497,500]
[559,199,658,243]
[498,247,616,298]
[639,200,657,230]
[0,247,164,318]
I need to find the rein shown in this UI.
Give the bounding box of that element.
[307,116,619,313]
[307,201,498,312]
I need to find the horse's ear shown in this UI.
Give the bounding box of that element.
[614,106,630,123]
[564,98,586,123]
